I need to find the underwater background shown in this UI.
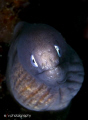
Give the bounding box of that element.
[0,0,88,120]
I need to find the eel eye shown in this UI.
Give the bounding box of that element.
[54,45,61,57]
[30,55,38,67]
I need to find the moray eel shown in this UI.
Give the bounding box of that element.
[6,22,84,111]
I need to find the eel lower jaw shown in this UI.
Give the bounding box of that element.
[36,66,67,86]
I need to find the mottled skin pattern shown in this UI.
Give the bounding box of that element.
[6,22,84,111]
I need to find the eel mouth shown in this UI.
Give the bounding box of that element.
[37,66,67,86]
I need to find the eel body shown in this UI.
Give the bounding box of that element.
[6,22,84,111]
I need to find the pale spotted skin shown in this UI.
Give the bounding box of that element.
[6,22,84,111]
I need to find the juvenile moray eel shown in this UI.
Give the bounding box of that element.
[6,22,84,111]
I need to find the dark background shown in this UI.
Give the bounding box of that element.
[0,0,88,120]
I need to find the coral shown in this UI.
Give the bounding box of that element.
[0,0,30,43]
